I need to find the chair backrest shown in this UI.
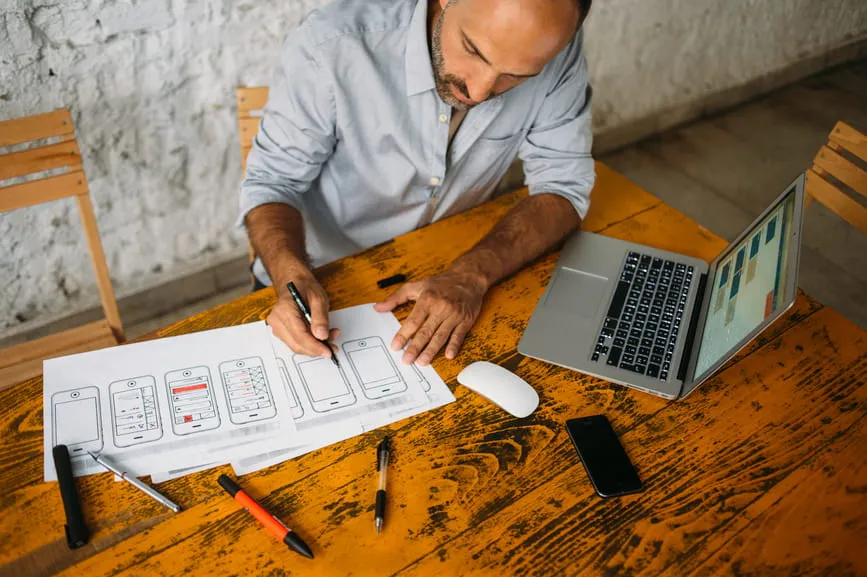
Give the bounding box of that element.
[236,87,269,172]
[236,87,270,278]
[0,109,124,342]
[805,121,867,235]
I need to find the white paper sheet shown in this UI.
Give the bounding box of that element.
[149,462,224,484]
[231,305,455,475]
[43,322,298,480]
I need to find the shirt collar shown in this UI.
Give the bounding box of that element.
[405,0,436,96]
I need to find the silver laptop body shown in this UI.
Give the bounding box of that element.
[518,174,805,400]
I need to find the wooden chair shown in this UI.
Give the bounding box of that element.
[0,109,124,390]
[236,87,270,284]
[805,121,867,234]
[236,86,269,172]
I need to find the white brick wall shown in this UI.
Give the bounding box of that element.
[1,0,865,333]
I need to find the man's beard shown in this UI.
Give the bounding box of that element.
[431,2,474,110]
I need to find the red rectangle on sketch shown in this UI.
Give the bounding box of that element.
[764,291,774,318]
[173,383,207,394]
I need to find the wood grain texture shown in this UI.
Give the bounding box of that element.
[0,321,117,392]
[0,109,74,147]
[830,121,867,164]
[0,139,81,182]
[814,145,867,197]
[1,162,864,577]
[236,86,269,115]
[805,169,867,235]
[0,171,88,213]
[75,194,124,341]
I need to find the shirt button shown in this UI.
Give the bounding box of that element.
[439,114,448,122]
[430,176,440,185]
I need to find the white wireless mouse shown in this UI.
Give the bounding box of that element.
[456,361,539,418]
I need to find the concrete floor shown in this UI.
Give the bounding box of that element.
[125,59,867,339]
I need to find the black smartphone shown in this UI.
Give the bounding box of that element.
[566,415,643,498]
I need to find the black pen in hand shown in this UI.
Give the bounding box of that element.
[285,282,340,368]
[375,436,390,534]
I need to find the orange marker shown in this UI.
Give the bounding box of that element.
[218,474,314,558]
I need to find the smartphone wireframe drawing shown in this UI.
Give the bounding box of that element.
[411,363,431,393]
[342,337,408,399]
[276,358,304,419]
[218,357,277,425]
[109,376,163,447]
[164,366,221,435]
[293,355,357,412]
[51,386,104,456]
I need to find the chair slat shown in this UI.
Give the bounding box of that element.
[236,87,269,116]
[240,145,252,171]
[0,170,88,212]
[0,139,82,182]
[238,117,261,148]
[0,320,117,370]
[806,169,867,235]
[829,121,867,164]
[0,321,118,391]
[814,145,867,198]
[0,109,75,147]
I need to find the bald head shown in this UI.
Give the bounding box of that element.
[430,0,587,109]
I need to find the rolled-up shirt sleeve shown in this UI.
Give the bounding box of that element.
[238,27,336,228]
[518,30,595,220]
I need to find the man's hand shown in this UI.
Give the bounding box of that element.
[268,269,339,358]
[374,269,488,365]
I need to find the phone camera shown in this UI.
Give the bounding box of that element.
[359,341,366,347]
[71,391,80,398]
[183,370,191,377]
[237,361,245,367]
[128,381,136,387]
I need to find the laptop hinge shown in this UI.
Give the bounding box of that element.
[677,272,708,382]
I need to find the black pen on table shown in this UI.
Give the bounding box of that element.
[375,436,390,534]
[285,281,339,368]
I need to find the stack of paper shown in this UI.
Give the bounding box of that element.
[43,305,454,483]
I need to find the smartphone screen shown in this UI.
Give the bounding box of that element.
[220,358,274,415]
[566,416,643,498]
[108,377,163,447]
[55,398,100,446]
[298,357,351,402]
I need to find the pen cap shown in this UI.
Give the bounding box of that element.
[218,474,241,497]
[376,437,390,471]
[52,445,89,549]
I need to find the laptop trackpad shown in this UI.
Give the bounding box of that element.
[544,269,608,319]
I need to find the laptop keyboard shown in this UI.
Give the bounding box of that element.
[591,252,694,381]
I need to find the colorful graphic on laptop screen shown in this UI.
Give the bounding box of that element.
[695,191,797,378]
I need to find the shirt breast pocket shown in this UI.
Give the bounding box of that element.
[462,128,529,193]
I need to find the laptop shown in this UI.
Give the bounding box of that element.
[518,174,805,400]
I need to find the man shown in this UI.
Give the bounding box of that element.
[240,0,594,366]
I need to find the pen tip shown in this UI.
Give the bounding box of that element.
[285,532,314,559]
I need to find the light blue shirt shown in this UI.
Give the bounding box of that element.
[240,0,595,283]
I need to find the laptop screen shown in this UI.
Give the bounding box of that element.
[693,187,799,380]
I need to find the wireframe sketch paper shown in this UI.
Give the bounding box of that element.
[43,321,298,481]
[231,304,455,475]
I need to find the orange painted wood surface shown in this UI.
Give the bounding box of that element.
[1,163,864,577]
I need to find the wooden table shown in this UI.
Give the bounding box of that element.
[2,163,865,577]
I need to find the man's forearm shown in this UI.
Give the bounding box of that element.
[244,203,310,284]
[450,193,582,290]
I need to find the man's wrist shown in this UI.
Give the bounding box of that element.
[449,251,498,293]
[271,254,315,293]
